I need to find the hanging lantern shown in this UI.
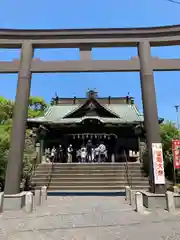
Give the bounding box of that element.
[104,134,106,139]
[134,125,142,136]
[73,134,75,140]
[114,134,118,139]
[78,134,80,139]
[95,135,97,139]
[86,134,89,139]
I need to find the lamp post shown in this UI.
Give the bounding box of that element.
[175,105,180,129]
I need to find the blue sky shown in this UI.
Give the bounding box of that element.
[0,0,180,122]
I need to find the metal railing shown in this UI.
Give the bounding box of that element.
[23,154,39,191]
[28,154,56,191]
[46,156,56,189]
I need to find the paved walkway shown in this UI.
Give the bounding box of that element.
[0,196,180,239]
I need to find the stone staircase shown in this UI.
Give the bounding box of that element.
[31,163,149,192]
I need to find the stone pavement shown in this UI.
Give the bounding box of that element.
[1,196,180,239]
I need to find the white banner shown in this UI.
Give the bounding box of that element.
[152,143,165,184]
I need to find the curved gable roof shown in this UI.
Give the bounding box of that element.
[63,98,120,118]
[27,102,144,124]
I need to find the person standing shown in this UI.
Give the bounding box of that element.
[50,146,56,162]
[45,148,51,163]
[86,139,93,163]
[76,149,81,163]
[57,145,64,163]
[94,144,100,163]
[80,145,87,163]
[67,144,73,163]
[99,142,107,162]
[91,147,95,162]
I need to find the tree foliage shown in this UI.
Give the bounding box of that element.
[0,96,47,190]
[28,96,47,118]
[159,121,180,180]
[160,121,180,167]
[0,96,14,123]
[0,136,9,189]
[0,96,47,124]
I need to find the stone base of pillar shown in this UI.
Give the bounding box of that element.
[141,190,166,209]
[149,184,166,194]
[141,190,180,210]
[3,192,26,210]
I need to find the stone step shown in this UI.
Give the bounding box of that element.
[34,172,145,178]
[32,163,148,192]
[34,168,143,173]
[47,190,126,194]
[39,163,140,166]
[45,185,149,191]
[36,168,142,173]
[33,180,148,186]
[32,176,148,181]
[37,164,142,170]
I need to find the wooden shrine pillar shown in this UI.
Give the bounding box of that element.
[138,41,165,194]
[4,42,33,194]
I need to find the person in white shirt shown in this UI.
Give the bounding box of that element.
[76,149,81,163]
[67,144,73,163]
[91,148,95,162]
[45,148,51,163]
[99,142,107,162]
[80,145,87,163]
[51,146,56,162]
[94,145,100,162]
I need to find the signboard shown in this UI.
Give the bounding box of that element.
[152,143,165,184]
[172,140,180,169]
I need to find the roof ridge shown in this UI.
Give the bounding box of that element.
[44,106,53,116]
[131,104,143,122]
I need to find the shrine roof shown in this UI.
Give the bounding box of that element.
[27,103,144,124]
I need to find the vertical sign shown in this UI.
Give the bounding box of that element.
[152,143,165,184]
[172,140,180,169]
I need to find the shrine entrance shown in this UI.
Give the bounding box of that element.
[2,26,172,194]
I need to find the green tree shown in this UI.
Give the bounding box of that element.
[0,95,48,122]
[160,121,180,166]
[159,121,180,180]
[0,96,14,123]
[0,129,37,190]
[0,130,10,189]
[28,96,47,118]
[0,96,47,189]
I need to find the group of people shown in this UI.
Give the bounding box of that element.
[76,140,107,163]
[45,140,107,163]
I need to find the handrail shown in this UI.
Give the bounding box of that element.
[123,150,132,188]
[46,155,56,189]
[23,154,39,191]
[29,156,38,181]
